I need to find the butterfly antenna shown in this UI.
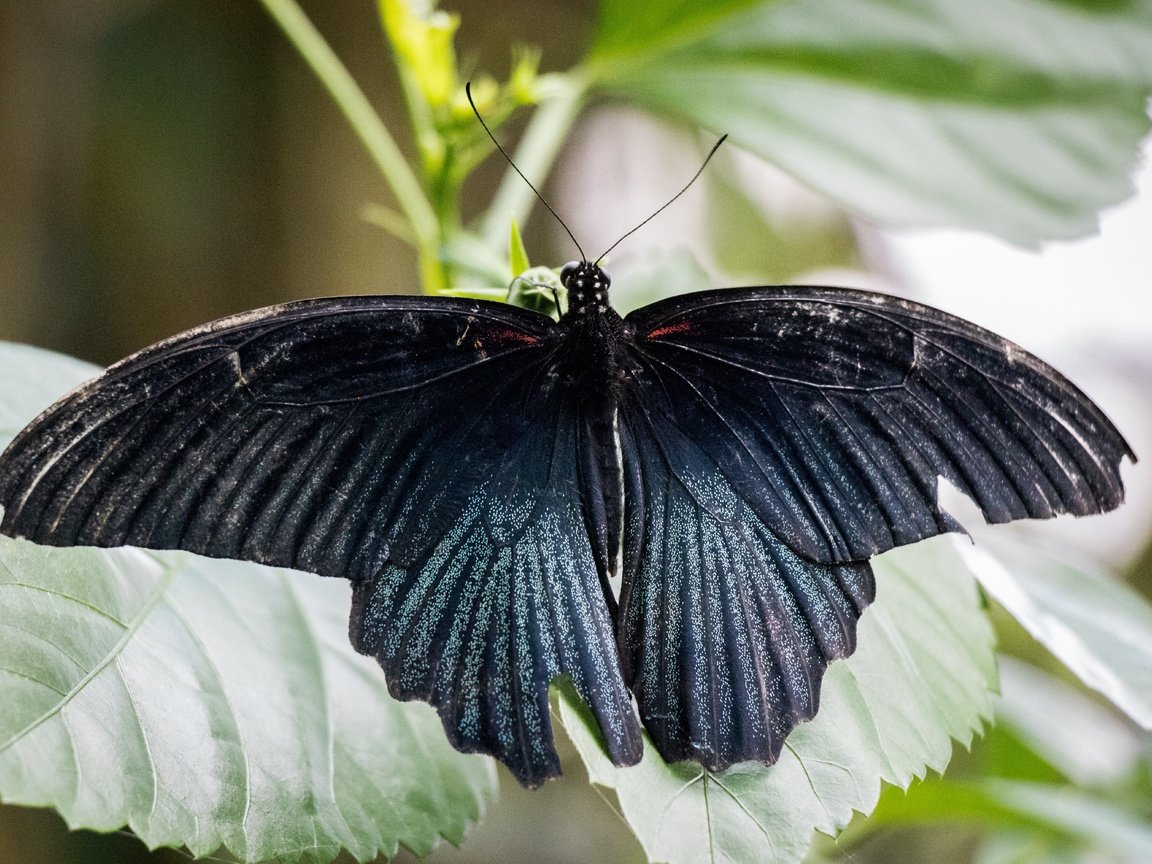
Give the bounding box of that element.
[466,82,586,262]
[594,134,728,265]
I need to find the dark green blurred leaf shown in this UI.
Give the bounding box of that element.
[590,0,1152,244]
[593,0,767,59]
[560,538,997,864]
[872,779,1152,862]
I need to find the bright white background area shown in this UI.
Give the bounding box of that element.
[886,146,1151,566]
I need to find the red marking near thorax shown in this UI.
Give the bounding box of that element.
[490,328,541,346]
[646,320,693,339]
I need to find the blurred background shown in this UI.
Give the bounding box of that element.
[1,1,1150,862]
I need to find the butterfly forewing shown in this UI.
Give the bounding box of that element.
[0,295,642,786]
[625,287,1133,565]
[2,299,539,562]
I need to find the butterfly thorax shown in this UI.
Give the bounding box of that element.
[560,260,612,317]
[556,261,631,394]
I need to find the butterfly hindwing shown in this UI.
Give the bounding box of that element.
[0,295,642,786]
[350,389,642,785]
[625,286,1133,565]
[618,385,875,769]
[0,296,555,569]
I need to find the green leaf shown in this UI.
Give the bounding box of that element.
[594,0,767,59]
[0,543,496,862]
[589,0,1152,244]
[508,218,531,278]
[0,343,498,863]
[872,779,1152,861]
[962,534,1152,729]
[992,658,1142,786]
[560,537,997,864]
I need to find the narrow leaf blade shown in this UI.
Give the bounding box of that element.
[964,533,1152,729]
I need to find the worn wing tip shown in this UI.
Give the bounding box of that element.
[548,674,645,774]
[506,757,564,789]
[441,699,565,790]
[614,733,645,769]
[1120,439,1138,464]
[588,714,644,772]
[370,650,567,789]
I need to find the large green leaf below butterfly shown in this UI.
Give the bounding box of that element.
[0,342,497,864]
[560,537,998,864]
[590,0,1152,245]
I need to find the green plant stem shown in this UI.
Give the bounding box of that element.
[478,74,588,252]
[257,0,446,292]
[360,204,416,244]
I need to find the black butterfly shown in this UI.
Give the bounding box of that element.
[0,263,1133,787]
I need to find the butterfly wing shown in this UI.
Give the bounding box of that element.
[0,295,642,786]
[618,401,875,768]
[626,286,1132,564]
[618,285,1132,768]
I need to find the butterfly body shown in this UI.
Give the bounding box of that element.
[0,273,1132,786]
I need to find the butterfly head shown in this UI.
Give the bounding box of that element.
[561,261,611,315]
